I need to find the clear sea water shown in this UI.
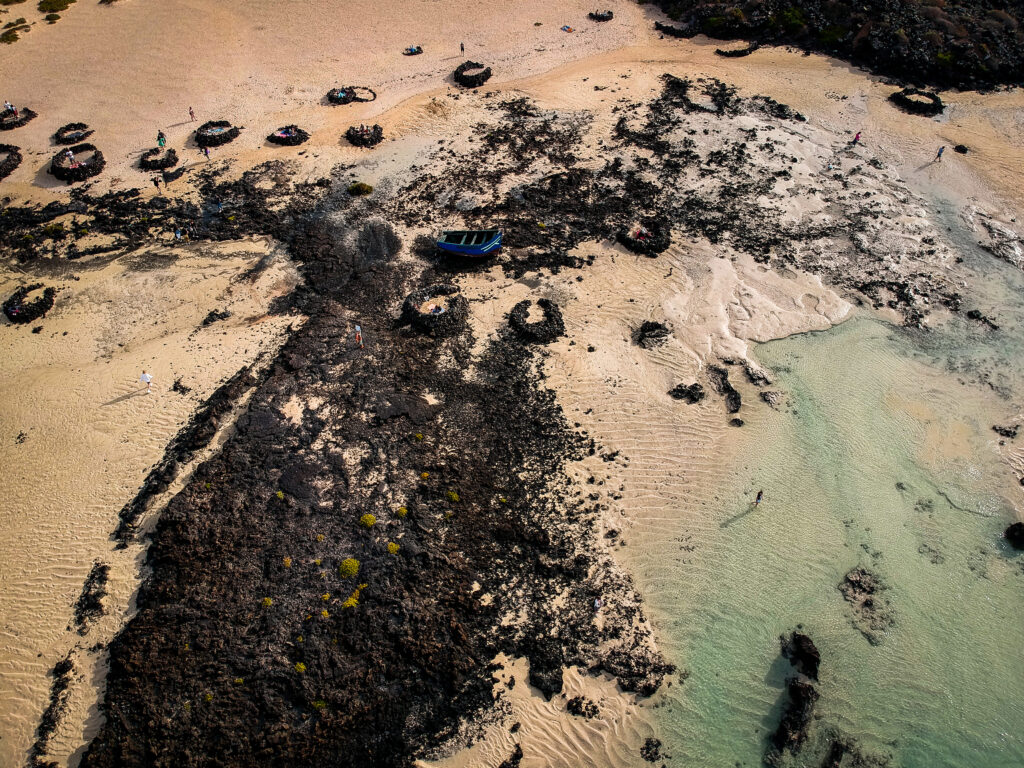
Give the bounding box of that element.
[639,237,1024,766]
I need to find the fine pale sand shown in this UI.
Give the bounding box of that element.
[2,1,1023,767]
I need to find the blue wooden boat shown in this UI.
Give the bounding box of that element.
[436,229,502,257]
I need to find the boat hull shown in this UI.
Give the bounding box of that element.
[436,230,502,257]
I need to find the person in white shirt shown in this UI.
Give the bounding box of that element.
[139,370,153,394]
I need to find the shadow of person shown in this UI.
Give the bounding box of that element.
[720,503,758,528]
[101,388,149,406]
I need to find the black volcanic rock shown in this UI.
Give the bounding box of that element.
[1006,522,1024,550]
[780,631,820,680]
[648,0,1024,91]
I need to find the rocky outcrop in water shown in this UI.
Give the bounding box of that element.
[838,567,894,644]
[1005,522,1024,550]
[780,631,821,680]
[769,678,820,760]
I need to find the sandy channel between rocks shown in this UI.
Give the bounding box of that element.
[0,240,300,767]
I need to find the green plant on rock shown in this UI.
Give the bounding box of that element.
[359,513,376,528]
[397,506,408,518]
[294,662,306,673]
[446,490,460,503]
[203,692,213,703]
[261,597,273,607]
[387,542,400,554]
[283,556,292,568]
[275,490,285,500]
[233,677,244,685]
[339,558,359,578]
[347,181,373,196]
[312,699,327,710]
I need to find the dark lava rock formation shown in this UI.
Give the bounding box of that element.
[327,86,377,105]
[648,0,1024,90]
[400,284,469,336]
[1005,521,1024,550]
[888,87,944,117]
[780,631,820,680]
[195,120,241,147]
[668,382,705,403]
[838,566,894,644]
[454,60,492,88]
[640,737,663,762]
[268,125,310,146]
[74,561,110,634]
[566,695,600,718]
[0,143,22,180]
[769,678,820,761]
[50,143,105,183]
[589,10,613,22]
[46,161,672,768]
[346,124,384,147]
[139,147,179,171]
[618,218,671,255]
[509,298,566,343]
[632,320,671,348]
[715,42,760,57]
[53,122,94,145]
[0,107,37,130]
[707,364,741,414]
[3,283,56,324]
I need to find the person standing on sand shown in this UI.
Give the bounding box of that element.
[139,370,153,394]
[189,106,196,122]
[157,130,166,148]
[754,489,764,506]
[936,145,945,162]
[355,324,364,349]
[203,146,210,159]
[152,177,160,191]
[852,131,861,146]
[460,41,464,53]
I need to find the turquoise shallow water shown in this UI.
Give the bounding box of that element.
[640,248,1024,766]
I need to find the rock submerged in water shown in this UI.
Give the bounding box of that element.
[780,631,820,680]
[838,567,894,644]
[769,678,819,759]
[1005,522,1024,550]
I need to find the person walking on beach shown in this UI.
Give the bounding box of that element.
[935,145,945,162]
[851,131,861,146]
[460,41,465,53]
[175,228,182,242]
[189,106,196,122]
[754,489,764,506]
[355,324,364,349]
[152,177,160,191]
[139,370,153,394]
[157,130,166,148]
[203,146,210,160]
